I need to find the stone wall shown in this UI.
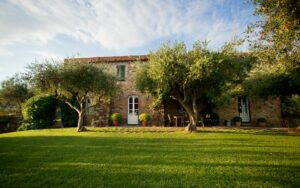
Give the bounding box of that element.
[84,98,111,127]
[249,97,282,126]
[215,99,239,126]
[216,97,282,126]
[79,57,282,127]
[84,60,159,126]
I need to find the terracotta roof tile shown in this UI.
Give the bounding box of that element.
[65,55,149,63]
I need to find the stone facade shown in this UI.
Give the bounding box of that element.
[216,97,282,126]
[75,55,160,126]
[248,97,282,126]
[70,55,282,127]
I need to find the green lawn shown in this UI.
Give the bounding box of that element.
[0,127,300,187]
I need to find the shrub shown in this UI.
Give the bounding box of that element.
[111,113,122,123]
[257,117,267,123]
[281,95,300,119]
[232,116,242,123]
[18,95,57,131]
[139,113,151,122]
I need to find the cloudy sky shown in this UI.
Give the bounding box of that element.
[0,0,257,82]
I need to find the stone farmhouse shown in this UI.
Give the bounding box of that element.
[66,55,282,127]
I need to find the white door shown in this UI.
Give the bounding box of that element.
[238,97,250,122]
[128,96,139,124]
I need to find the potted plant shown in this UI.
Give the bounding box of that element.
[257,117,267,127]
[231,116,242,127]
[111,113,122,126]
[139,113,151,127]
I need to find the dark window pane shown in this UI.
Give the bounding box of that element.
[134,97,138,103]
[129,97,132,103]
[134,110,138,115]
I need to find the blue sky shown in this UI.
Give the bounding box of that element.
[0,0,257,82]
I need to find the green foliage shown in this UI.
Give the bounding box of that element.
[249,0,299,53]
[0,75,32,110]
[231,116,242,123]
[134,64,156,94]
[246,0,300,96]
[281,95,300,119]
[60,62,117,98]
[111,113,122,123]
[27,60,117,131]
[18,95,56,131]
[257,117,267,123]
[26,62,61,94]
[138,113,151,122]
[135,40,255,128]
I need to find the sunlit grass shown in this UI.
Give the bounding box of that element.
[0,127,300,187]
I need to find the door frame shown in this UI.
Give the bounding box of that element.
[238,97,251,123]
[127,96,139,124]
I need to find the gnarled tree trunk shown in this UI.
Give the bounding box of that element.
[181,103,197,132]
[76,100,87,132]
[171,91,198,132]
[77,113,86,132]
[64,98,87,132]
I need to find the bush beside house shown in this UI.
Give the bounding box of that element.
[139,113,151,126]
[111,113,122,126]
[18,95,57,131]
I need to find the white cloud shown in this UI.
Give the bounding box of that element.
[29,50,63,60]
[0,48,14,57]
[0,0,254,52]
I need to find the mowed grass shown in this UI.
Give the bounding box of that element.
[0,127,300,187]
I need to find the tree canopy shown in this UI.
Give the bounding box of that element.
[27,60,117,132]
[135,41,255,132]
[245,0,300,96]
[0,75,32,113]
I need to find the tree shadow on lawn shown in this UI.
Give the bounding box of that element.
[18,162,297,187]
[1,135,300,187]
[197,128,296,136]
[86,127,181,133]
[1,135,299,188]
[85,126,298,136]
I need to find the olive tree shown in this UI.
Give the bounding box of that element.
[136,41,254,132]
[246,0,300,96]
[0,75,32,114]
[27,60,117,132]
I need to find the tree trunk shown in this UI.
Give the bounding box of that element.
[172,93,198,132]
[185,113,197,132]
[192,95,198,125]
[77,113,86,132]
[63,97,87,132]
[181,103,197,132]
[77,113,83,132]
[77,98,87,132]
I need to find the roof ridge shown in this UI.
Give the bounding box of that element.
[65,55,149,63]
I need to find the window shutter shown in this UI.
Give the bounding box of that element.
[117,65,126,81]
